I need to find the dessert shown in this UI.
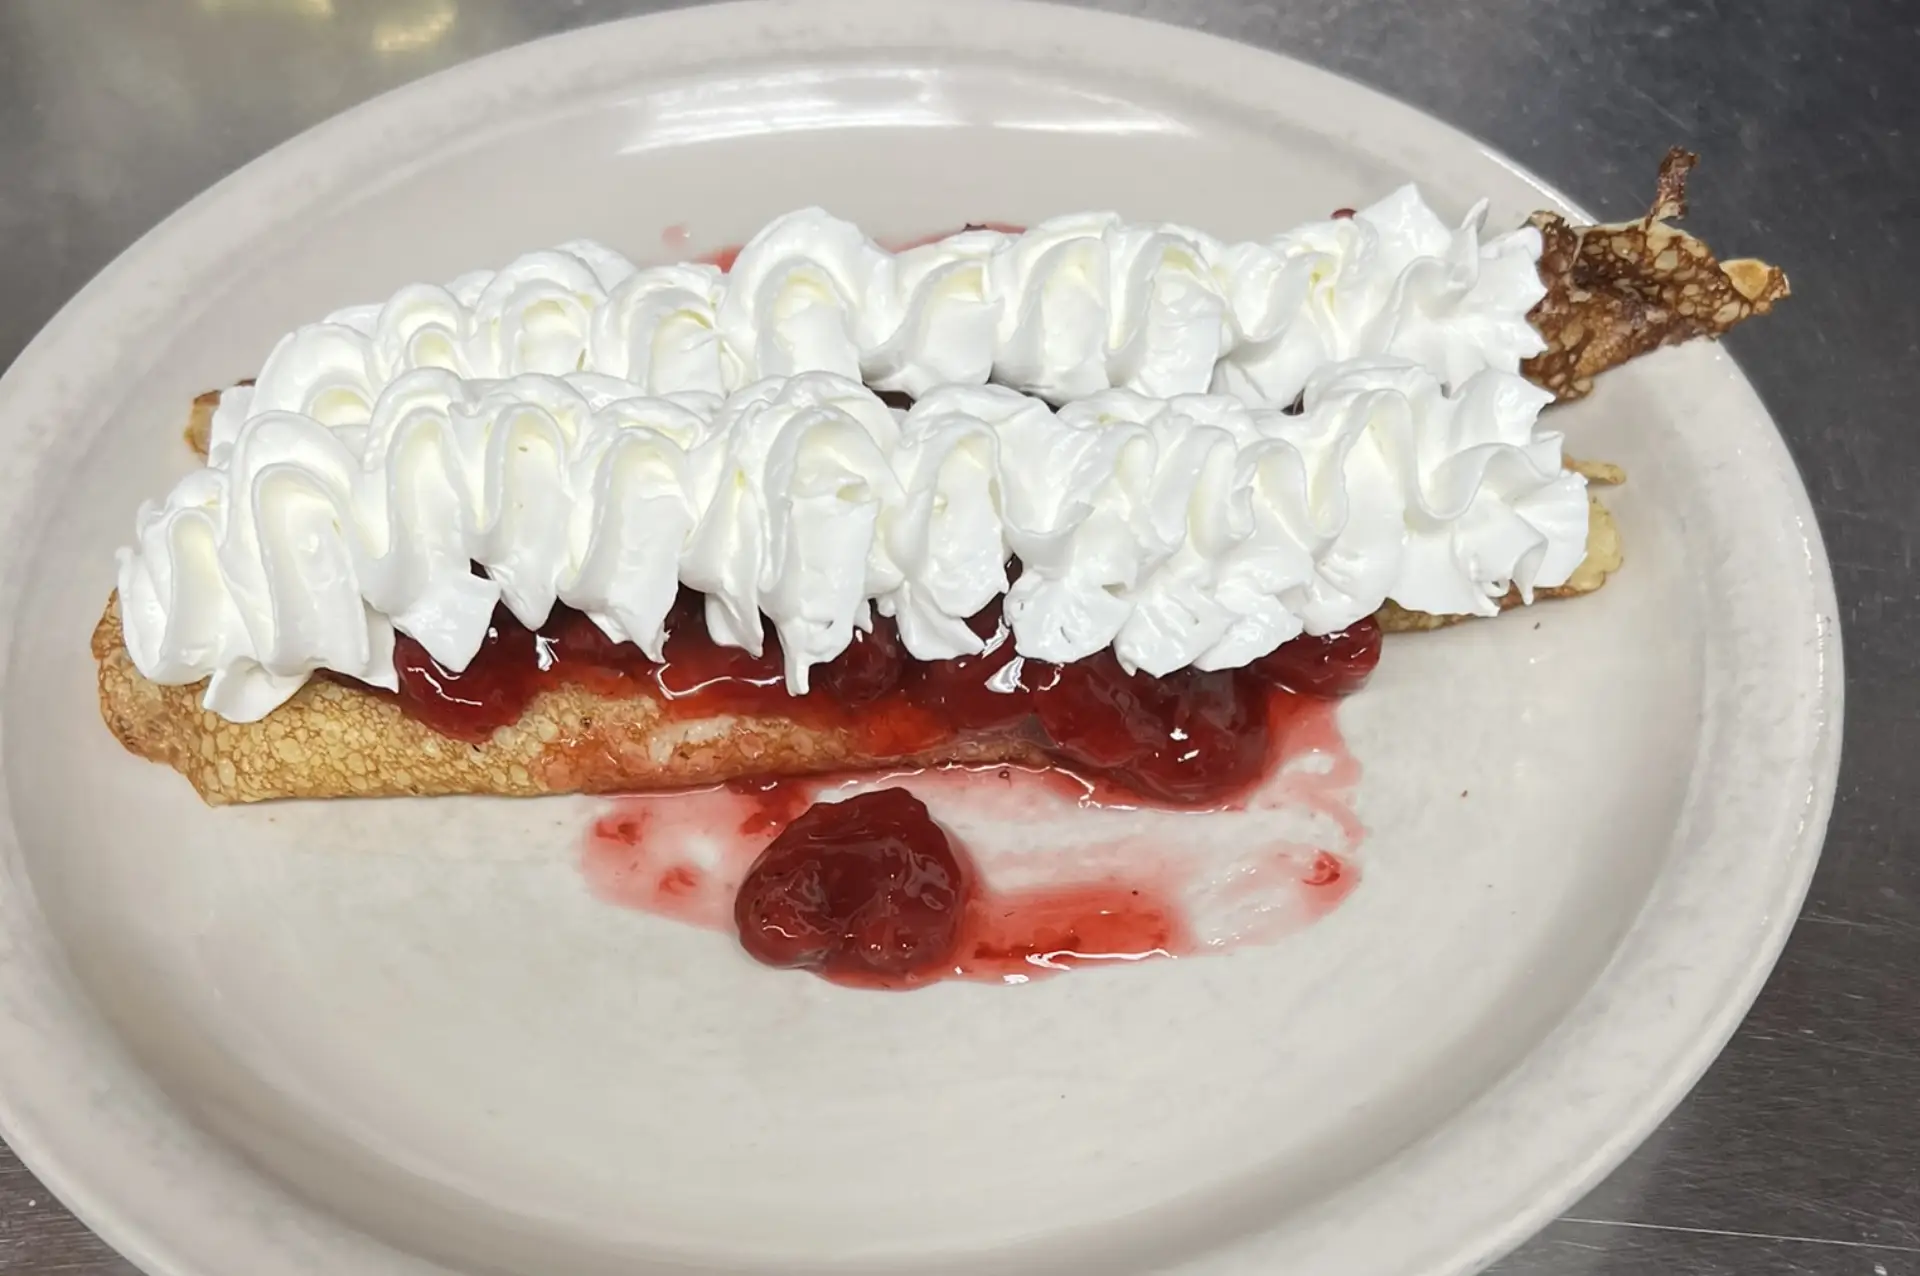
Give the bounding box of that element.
[98,151,1783,815]
[219,150,1781,432]
[1523,149,1787,401]
[222,185,1546,424]
[104,363,1578,804]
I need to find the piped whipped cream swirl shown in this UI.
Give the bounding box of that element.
[225,192,1546,441]
[122,364,1586,723]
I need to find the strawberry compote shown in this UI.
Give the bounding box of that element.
[397,584,1381,987]
[730,785,1202,989]
[553,227,1381,987]
[734,788,970,984]
[388,581,1381,810]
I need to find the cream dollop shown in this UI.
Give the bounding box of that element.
[121,363,1584,723]
[222,194,1544,438]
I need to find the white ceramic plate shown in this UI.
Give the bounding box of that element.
[0,3,1841,1274]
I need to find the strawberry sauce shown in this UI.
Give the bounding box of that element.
[393,583,1379,812]
[541,223,1374,988]
[578,664,1369,990]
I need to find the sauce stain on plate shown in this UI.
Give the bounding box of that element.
[580,697,1365,987]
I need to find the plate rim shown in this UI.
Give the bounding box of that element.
[0,3,1842,1274]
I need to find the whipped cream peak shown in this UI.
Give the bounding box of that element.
[122,360,1587,723]
[680,371,906,691]
[717,208,888,385]
[1208,188,1547,407]
[218,192,1546,440]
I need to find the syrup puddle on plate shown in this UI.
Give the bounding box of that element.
[580,697,1364,988]
[582,229,1368,989]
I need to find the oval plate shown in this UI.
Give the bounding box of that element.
[0,3,1840,1274]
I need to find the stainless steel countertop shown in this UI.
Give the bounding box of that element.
[1,2,1913,1273]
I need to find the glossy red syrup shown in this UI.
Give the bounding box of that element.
[566,220,1378,989]
[732,786,1206,988]
[1248,619,1384,698]
[957,879,1190,983]
[393,588,945,756]
[1298,849,1360,919]
[728,775,817,838]
[587,779,1204,989]
[900,594,1030,733]
[584,800,728,930]
[390,606,546,744]
[581,687,1365,991]
[735,788,970,983]
[392,584,1380,811]
[583,778,841,930]
[1028,652,1270,806]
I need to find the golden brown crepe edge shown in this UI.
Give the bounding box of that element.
[1523,148,1788,402]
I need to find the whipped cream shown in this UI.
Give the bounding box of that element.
[122,364,1586,722]
[221,192,1545,445]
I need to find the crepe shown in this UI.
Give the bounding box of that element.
[98,153,1779,802]
[1523,148,1789,401]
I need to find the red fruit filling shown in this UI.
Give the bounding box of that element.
[734,787,969,984]
[389,573,1383,808]
[1246,617,1383,698]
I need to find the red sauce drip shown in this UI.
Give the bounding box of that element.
[1331,207,1357,220]
[392,224,1387,807]
[1299,849,1360,918]
[954,879,1191,983]
[390,605,546,743]
[393,587,948,757]
[732,786,1196,989]
[559,220,1385,988]
[1028,652,1270,806]
[735,788,970,984]
[1247,617,1383,698]
[727,775,817,838]
[580,700,1365,990]
[392,581,1383,810]
[584,802,729,929]
[900,593,1030,733]
[583,781,824,930]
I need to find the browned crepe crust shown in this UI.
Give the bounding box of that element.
[1523,148,1789,402]
[183,387,221,456]
[111,417,1622,806]
[95,476,1617,800]
[1374,480,1622,634]
[116,158,1795,803]
[94,598,1047,805]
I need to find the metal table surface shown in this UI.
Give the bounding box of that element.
[0,1,1912,1273]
